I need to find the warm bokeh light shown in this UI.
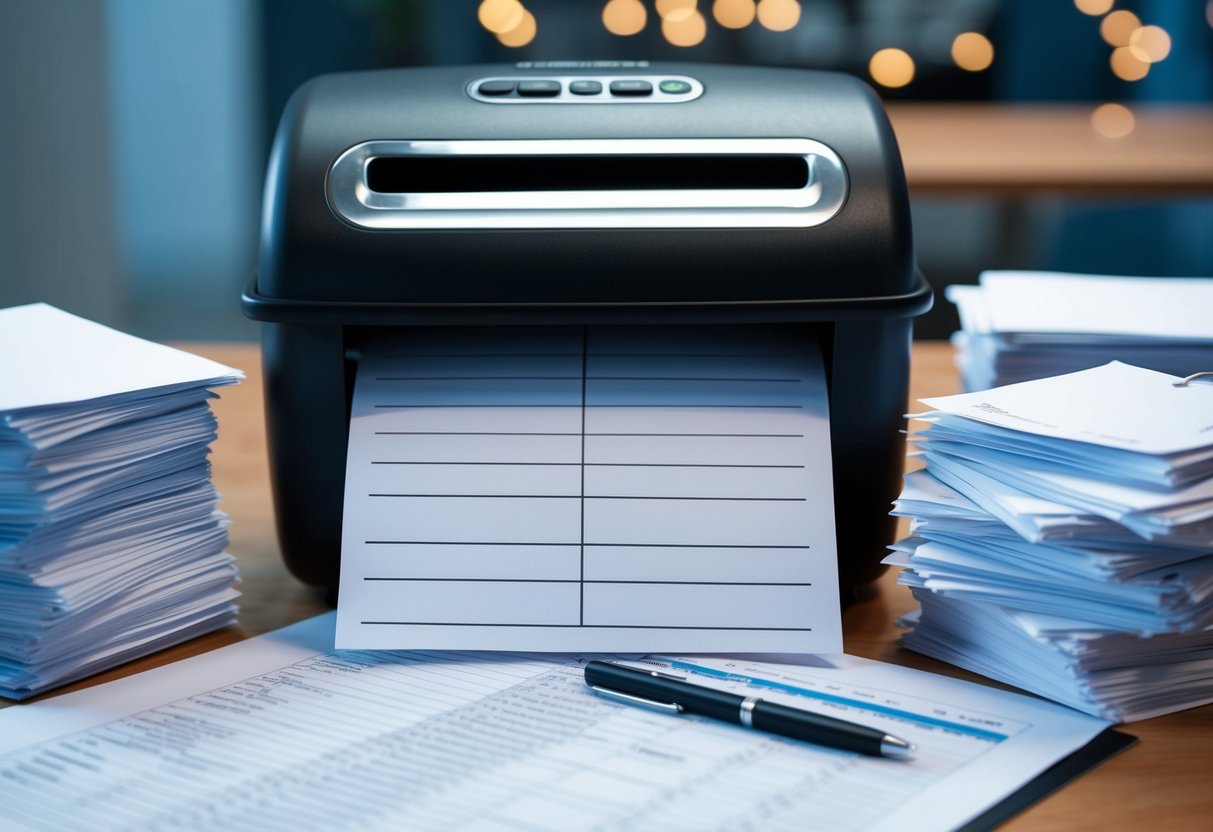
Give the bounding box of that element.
[1110,45,1150,81]
[603,0,647,36]
[1129,25,1172,63]
[497,9,536,47]
[713,0,756,29]
[951,32,994,71]
[1208,0,1213,29]
[478,0,524,34]
[662,8,707,45]
[869,48,915,88]
[1100,10,1141,46]
[1074,0,1114,15]
[1091,103,1136,138]
[756,0,801,32]
[656,0,698,22]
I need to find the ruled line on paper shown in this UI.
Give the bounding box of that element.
[369,462,807,469]
[372,431,806,437]
[367,494,808,501]
[587,495,808,501]
[373,434,587,439]
[361,579,814,586]
[369,493,583,499]
[588,463,806,468]
[374,376,804,383]
[373,403,806,409]
[587,376,804,382]
[360,622,816,631]
[375,375,584,381]
[370,461,584,466]
[373,407,587,409]
[582,404,807,409]
[363,541,813,549]
[365,540,581,546]
[587,432,806,437]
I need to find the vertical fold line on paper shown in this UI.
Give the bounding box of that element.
[580,325,589,626]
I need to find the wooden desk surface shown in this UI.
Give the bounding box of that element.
[886,103,1213,197]
[6,341,1211,830]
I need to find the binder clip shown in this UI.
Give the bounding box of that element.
[1172,372,1213,387]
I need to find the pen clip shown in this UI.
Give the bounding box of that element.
[590,685,685,715]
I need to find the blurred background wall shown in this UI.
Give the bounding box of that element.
[1,0,1210,340]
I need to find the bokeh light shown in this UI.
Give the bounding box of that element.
[869,48,916,88]
[713,0,757,30]
[951,32,994,72]
[603,0,647,36]
[1110,45,1150,81]
[497,9,537,47]
[657,0,698,22]
[755,0,801,32]
[1100,10,1141,46]
[1129,25,1172,63]
[1090,103,1136,138]
[478,0,524,34]
[1073,0,1114,15]
[662,9,708,46]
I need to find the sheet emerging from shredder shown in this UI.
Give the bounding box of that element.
[336,325,844,653]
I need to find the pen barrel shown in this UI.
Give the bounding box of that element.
[584,661,743,722]
[752,700,888,756]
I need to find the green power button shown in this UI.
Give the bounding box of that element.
[659,79,693,94]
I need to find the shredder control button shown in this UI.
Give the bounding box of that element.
[477,79,516,96]
[659,79,693,94]
[569,80,604,95]
[517,80,562,97]
[609,80,654,96]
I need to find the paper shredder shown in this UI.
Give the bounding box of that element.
[242,62,932,596]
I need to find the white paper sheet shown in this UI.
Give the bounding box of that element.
[976,272,1213,341]
[918,361,1213,457]
[0,303,242,414]
[0,613,1115,832]
[337,326,842,653]
[944,274,1213,391]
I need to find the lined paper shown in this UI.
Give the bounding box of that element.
[336,326,842,652]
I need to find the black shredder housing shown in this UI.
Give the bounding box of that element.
[242,62,932,596]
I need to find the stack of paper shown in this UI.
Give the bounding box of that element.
[947,271,1213,390]
[887,361,1213,721]
[0,303,243,699]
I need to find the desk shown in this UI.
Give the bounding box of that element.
[4,341,1211,830]
[886,103,1213,197]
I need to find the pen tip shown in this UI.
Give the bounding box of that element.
[881,736,916,759]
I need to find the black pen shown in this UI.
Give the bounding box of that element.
[584,660,915,759]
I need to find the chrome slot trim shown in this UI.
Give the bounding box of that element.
[328,138,848,230]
